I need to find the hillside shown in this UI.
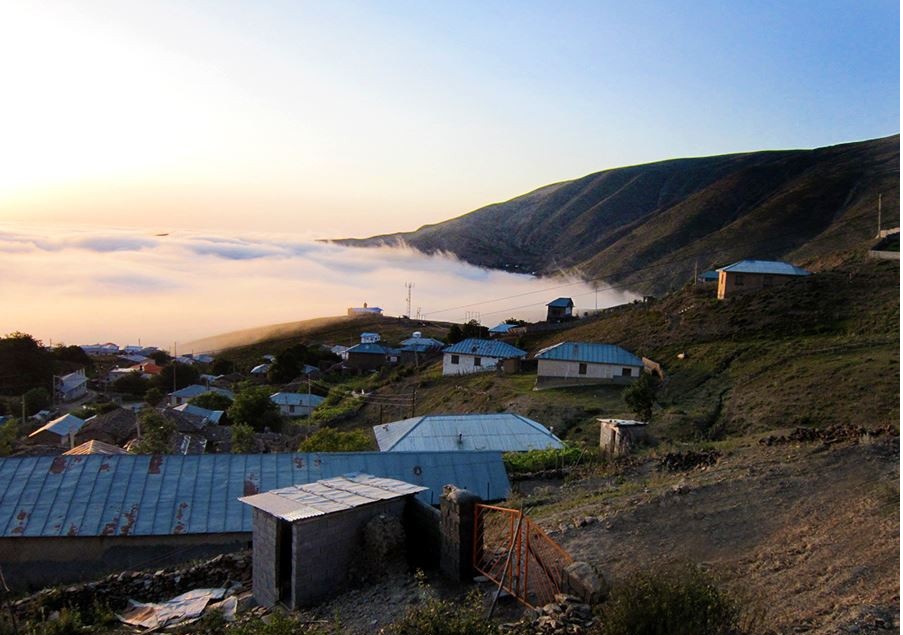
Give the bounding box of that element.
[336,135,900,295]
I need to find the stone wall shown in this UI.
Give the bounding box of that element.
[439,486,481,582]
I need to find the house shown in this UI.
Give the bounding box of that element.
[172,403,224,425]
[488,323,519,336]
[347,303,383,316]
[441,339,527,376]
[75,408,138,446]
[599,419,649,456]
[80,343,120,356]
[698,270,720,284]
[344,342,400,372]
[168,385,235,406]
[716,260,811,299]
[270,392,325,417]
[63,440,128,456]
[136,361,163,376]
[399,332,445,364]
[194,354,215,364]
[534,342,644,388]
[250,363,271,376]
[330,345,349,357]
[27,413,86,447]
[0,451,509,588]
[868,229,900,260]
[241,473,426,608]
[373,413,564,452]
[360,332,381,344]
[546,298,574,322]
[55,369,88,402]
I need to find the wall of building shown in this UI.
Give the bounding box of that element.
[442,353,499,376]
[717,271,795,299]
[290,498,406,608]
[346,353,389,371]
[251,509,280,608]
[0,533,249,590]
[537,359,640,381]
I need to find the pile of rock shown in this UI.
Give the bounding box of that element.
[658,449,720,471]
[759,424,897,447]
[12,550,252,621]
[501,594,596,635]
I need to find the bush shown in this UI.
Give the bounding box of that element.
[503,445,587,474]
[597,565,742,635]
[298,427,373,452]
[231,423,256,453]
[383,584,494,635]
[189,392,233,411]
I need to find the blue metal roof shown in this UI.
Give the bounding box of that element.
[374,414,563,453]
[546,297,574,308]
[488,323,518,334]
[0,452,509,538]
[345,343,398,356]
[534,342,644,366]
[168,385,235,399]
[443,338,527,359]
[718,260,811,276]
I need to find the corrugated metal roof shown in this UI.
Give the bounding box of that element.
[442,339,527,359]
[28,414,85,439]
[270,393,325,407]
[239,473,426,521]
[172,404,224,425]
[63,440,128,456]
[0,452,508,537]
[488,323,518,334]
[534,342,643,366]
[345,343,398,356]
[718,260,811,276]
[168,385,235,399]
[546,297,574,308]
[598,418,647,428]
[374,414,563,452]
[399,337,444,352]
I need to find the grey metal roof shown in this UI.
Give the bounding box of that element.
[28,414,85,439]
[718,260,811,276]
[239,473,427,522]
[172,404,224,425]
[547,297,574,308]
[373,414,564,453]
[270,393,325,407]
[0,451,508,537]
[598,418,647,428]
[534,342,643,366]
[399,337,445,352]
[442,339,527,359]
[168,385,235,400]
[346,343,398,356]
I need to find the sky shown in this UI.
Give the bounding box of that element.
[0,0,898,237]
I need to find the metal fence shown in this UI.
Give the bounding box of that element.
[472,504,573,609]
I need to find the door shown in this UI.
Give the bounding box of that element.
[276,520,293,604]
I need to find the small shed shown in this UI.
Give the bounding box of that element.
[598,419,649,456]
[240,473,426,608]
[546,298,574,322]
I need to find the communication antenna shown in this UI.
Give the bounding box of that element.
[404,282,414,317]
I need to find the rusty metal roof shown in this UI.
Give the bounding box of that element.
[0,452,508,538]
[240,473,427,522]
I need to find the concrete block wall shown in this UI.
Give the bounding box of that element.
[291,498,405,607]
[251,509,279,608]
[439,486,481,582]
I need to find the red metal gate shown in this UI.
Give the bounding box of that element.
[473,504,573,608]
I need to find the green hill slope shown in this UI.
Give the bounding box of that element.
[336,135,900,295]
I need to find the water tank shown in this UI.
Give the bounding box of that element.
[413,331,422,338]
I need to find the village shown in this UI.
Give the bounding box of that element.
[0,251,897,634]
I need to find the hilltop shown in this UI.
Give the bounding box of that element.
[336,135,900,295]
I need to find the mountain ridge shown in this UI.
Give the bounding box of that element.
[335,135,900,294]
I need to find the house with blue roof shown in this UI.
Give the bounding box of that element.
[344,342,400,372]
[442,338,527,376]
[716,260,811,299]
[534,341,644,388]
[546,297,575,322]
[488,322,520,336]
[399,331,445,365]
[373,413,563,452]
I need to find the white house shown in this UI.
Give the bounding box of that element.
[270,392,326,417]
[168,385,235,406]
[534,342,644,388]
[55,369,88,402]
[360,332,381,344]
[442,339,527,376]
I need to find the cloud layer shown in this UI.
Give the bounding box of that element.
[0,225,636,347]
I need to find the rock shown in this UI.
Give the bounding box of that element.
[562,561,608,605]
[235,591,257,613]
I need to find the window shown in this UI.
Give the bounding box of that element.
[450,354,459,365]
[578,363,587,375]
[621,367,632,377]
[734,273,744,286]
[289,405,295,413]
[474,357,482,367]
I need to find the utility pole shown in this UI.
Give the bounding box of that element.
[411,386,416,418]
[877,193,883,237]
[404,282,414,318]
[694,260,698,286]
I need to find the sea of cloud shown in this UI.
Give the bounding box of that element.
[0,225,636,348]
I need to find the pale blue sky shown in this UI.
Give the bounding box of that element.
[0,0,898,235]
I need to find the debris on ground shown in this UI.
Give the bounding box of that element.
[117,587,229,630]
[658,449,721,471]
[759,424,897,447]
[499,594,596,635]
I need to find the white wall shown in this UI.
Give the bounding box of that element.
[537,359,640,380]
[442,353,500,376]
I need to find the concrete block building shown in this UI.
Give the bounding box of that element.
[534,342,644,389]
[441,339,527,376]
[716,260,810,299]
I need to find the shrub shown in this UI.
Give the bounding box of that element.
[383,586,494,635]
[298,427,372,452]
[503,445,587,474]
[597,565,742,635]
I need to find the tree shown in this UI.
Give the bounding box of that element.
[0,418,18,456]
[446,324,464,344]
[153,362,200,392]
[227,386,281,432]
[149,350,172,366]
[298,427,372,452]
[22,387,50,416]
[267,347,302,384]
[112,372,150,398]
[132,410,175,454]
[144,387,164,407]
[0,333,54,396]
[623,373,658,422]
[52,345,93,368]
[230,424,256,453]
[190,392,233,411]
[211,357,235,376]
[461,320,488,339]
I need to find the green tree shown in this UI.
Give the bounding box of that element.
[267,347,302,384]
[0,333,54,396]
[132,410,176,454]
[228,386,281,432]
[52,344,94,368]
[211,357,235,376]
[149,350,172,366]
[298,427,373,452]
[0,418,18,457]
[230,423,256,453]
[623,373,658,422]
[446,324,464,344]
[22,387,50,416]
[144,387,164,407]
[154,362,200,392]
[190,392,233,411]
[460,319,488,339]
[112,372,150,398]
